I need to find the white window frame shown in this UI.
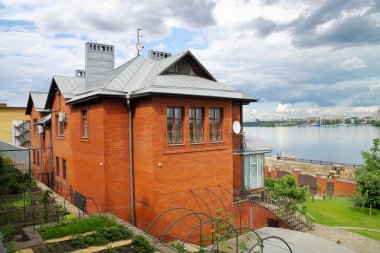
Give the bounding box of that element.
[243,154,264,189]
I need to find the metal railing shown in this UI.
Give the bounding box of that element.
[232,133,245,152]
[276,156,361,169]
[237,186,315,232]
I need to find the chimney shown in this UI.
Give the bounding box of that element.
[85,42,115,89]
[75,70,85,78]
[148,50,171,60]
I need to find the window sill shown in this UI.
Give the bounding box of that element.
[167,143,185,147]
[80,137,89,143]
[210,140,224,144]
[56,136,64,140]
[190,142,206,145]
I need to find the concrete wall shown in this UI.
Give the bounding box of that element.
[0,141,29,163]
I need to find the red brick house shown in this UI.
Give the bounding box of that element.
[25,92,51,184]
[27,42,286,242]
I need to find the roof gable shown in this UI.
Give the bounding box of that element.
[161,52,216,81]
[45,76,85,109]
[25,92,48,115]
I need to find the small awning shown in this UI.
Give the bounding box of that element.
[243,135,273,155]
[36,114,51,125]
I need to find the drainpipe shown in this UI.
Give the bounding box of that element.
[49,124,53,188]
[126,93,135,225]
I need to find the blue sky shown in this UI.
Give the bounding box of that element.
[0,0,379,120]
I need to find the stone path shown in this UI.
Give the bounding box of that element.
[306,224,380,253]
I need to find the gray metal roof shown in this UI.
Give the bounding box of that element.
[47,50,256,105]
[243,135,273,154]
[30,92,48,111]
[53,75,85,98]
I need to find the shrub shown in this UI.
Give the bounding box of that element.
[72,225,132,249]
[131,235,154,253]
[0,224,16,242]
[39,215,117,240]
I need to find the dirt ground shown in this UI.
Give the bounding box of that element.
[265,157,356,180]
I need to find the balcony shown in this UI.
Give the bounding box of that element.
[232,133,273,154]
[232,132,246,153]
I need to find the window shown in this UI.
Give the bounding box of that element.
[33,150,36,164]
[33,119,37,134]
[189,108,204,143]
[82,110,88,138]
[56,157,60,176]
[244,154,264,189]
[62,159,66,180]
[57,115,64,136]
[36,150,39,165]
[167,107,183,144]
[209,108,222,141]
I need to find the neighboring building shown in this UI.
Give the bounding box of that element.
[0,103,30,145]
[28,42,284,241]
[25,92,51,185]
[12,120,30,148]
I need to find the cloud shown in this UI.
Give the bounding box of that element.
[250,0,380,47]
[339,57,367,70]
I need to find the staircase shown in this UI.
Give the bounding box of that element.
[238,188,315,232]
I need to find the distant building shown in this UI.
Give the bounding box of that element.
[0,103,30,145]
[374,108,380,121]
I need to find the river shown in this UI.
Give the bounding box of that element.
[244,125,380,165]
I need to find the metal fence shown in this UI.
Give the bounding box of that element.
[276,156,362,169]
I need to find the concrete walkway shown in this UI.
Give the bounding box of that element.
[35,181,86,218]
[337,226,380,233]
[251,227,357,253]
[307,224,380,253]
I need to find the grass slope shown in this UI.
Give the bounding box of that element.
[306,197,380,229]
[343,229,380,242]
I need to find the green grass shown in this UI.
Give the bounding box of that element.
[39,215,117,240]
[306,197,380,229]
[343,229,380,242]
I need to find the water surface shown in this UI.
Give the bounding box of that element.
[244,125,380,165]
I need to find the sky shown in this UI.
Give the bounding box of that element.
[0,0,379,121]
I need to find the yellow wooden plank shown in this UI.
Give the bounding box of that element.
[45,231,95,244]
[70,239,132,253]
[15,249,34,253]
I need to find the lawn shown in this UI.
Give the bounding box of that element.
[306,197,380,229]
[343,229,380,242]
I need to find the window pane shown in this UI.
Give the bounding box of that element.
[167,108,173,118]
[62,159,66,180]
[251,156,258,189]
[244,156,250,188]
[196,108,202,119]
[189,108,195,118]
[174,108,181,119]
[257,154,264,188]
[209,108,214,118]
[215,108,220,120]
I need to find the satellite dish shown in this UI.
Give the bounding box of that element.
[232,121,241,134]
[136,42,143,51]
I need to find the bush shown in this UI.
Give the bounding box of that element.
[0,224,16,242]
[39,215,117,240]
[131,235,154,253]
[73,225,132,249]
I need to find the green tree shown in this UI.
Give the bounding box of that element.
[355,138,380,215]
[265,175,311,214]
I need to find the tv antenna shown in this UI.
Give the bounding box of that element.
[136,28,144,56]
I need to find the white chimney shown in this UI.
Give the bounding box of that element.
[148,50,171,60]
[85,42,115,89]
